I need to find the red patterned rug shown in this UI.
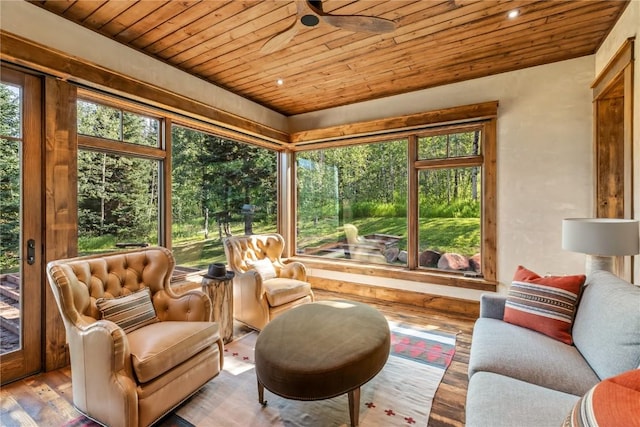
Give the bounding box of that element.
[174,321,456,426]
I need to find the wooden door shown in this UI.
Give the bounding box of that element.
[592,38,635,279]
[1,67,43,384]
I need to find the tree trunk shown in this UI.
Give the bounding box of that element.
[472,131,479,200]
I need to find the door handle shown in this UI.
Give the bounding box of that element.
[27,239,35,265]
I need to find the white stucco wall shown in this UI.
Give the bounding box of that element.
[595,0,640,284]
[0,0,289,133]
[291,57,595,294]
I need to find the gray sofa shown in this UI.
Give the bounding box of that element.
[466,270,640,427]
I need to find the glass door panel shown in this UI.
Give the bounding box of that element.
[1,67,43,384]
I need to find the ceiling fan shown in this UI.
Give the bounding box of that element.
[261,0,397,54]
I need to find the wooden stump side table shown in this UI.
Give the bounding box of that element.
[201,276,234,343]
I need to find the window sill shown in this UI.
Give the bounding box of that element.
[292,256,497,292]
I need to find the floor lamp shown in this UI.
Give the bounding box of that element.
[562,218,640,276]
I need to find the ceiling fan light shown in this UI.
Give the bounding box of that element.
[301,14,320,27]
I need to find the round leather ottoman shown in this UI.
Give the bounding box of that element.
[254,300,390,427]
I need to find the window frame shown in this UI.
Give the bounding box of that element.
[75,92,496,290]
[291,103,497,290]
[76,90,284,263]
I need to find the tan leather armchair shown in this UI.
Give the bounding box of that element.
[46,246,223,427]
[223,233,314,331]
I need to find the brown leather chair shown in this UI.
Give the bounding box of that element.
[46,246,223,427]
[223,233,314,331]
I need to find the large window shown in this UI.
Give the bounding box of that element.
[296,117,496,281]
[170,125,278,269]
[417,129,483,275]
[296,140,408,265]
[74,91,495,284]
[77,99,163,255]
[0,82,20,273]
[75,96,279,272]
[77,151,160,252]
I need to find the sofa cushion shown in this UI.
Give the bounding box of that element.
[469,318,600,396]
[572,270,640,380]
[263,278,312,307]
[466,372,579,427]
[96,288,159,333]
[503,265,585,345]
[127,320,220,383]
[563,369,640,427]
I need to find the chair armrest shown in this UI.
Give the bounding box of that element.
[479,293,507,319]
[281,261,307,281]
[235,270,265,300]
[154,289,213,322]
[68,320,137,425]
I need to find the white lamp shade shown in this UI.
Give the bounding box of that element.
[562,218,640,256]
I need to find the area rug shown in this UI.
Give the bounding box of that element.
[174,321,456,426]
[62,412,190,427]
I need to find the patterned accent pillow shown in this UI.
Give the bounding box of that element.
[247,258,277,281]
[503,265,585,345]
[96,288,159,333]
[563,369,640,427]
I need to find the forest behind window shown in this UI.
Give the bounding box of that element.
[77,100,160,255]
[170,125,277,268]
[0,82,21,273]
[297,128,484,276]
[3,91,493,279]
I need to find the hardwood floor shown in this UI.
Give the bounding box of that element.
[0,290,475,427]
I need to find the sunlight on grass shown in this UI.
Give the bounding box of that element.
[78,216,479,268]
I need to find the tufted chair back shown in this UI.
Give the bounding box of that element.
[224,233,287,275]
[223,233,314,330]
[49,246,209,328]
[47,246,223,427]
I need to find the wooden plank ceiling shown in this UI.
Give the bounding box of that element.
[28,0,628,116]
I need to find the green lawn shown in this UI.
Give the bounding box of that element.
[78,216,480,269]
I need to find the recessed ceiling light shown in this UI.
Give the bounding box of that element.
[507,9,519,19]
[276,78,284,86]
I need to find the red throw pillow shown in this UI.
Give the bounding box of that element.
[503,265,585,345]
[563,369,640,427]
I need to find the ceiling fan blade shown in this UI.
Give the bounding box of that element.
[321,14,397,33]
[261,20,300,54]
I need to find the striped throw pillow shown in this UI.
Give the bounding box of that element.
[503,266,585,345]
[563,369,640,427]
[96,288,159,333]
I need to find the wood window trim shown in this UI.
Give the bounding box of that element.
[78,135,166,160]
[296,258,497,292]
[0,31,289,144]
[289,101,499,145]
